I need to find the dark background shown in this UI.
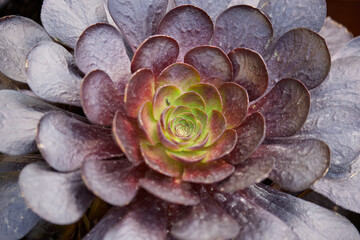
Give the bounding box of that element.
[0,0,359,36]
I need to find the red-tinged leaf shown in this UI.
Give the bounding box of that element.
[228,47,268,101]
[131,35,179,77]
[108,0,168,51]
[113,111,144,165]
[217,157,273,192]
[157,63,201,92]
[254,139,330,192]
[125,69,155,118]
[205,110,227,147]
[37,112,122,172]
[19,162,94,225]
[266,28,330,89]
[227,112,265,165]
[184,46,233,87]
[82,157,143,206]
[139,170,200,205]
[0,90,57,155]
[242,184,360,240]
[171,187,239,240]
[81,70,124,126]
[206,129,237,162]
[212,5,273,56]
[75,23,131,89]
[188,83,222,113]
[174,91,205,111]
[104,195,167,240]
[26,41,82,106]
[138,102,159,145]
[140,143,183,177]
[249,78,310,138]
[218,82,248,129]
[158,5,213,60]
[157,122,181,151]
[0,16,51,83]
[166,150,207,163]
[153,85,182,120]
[182,160,234,184]
[258,0,326,42]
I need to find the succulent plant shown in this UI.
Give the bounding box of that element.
[1,0,360,239]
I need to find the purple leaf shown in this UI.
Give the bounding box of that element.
[333,36,360,60]
[0,154,42,173]
[228,0,260,7]
[206,129,237,162]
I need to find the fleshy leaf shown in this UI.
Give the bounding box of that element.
[213,190,300,240]
[333,36,360,60]
[166,150,207,163]
[254,139,330,192]
[0,154,42,173]
[158,5,213,60]
[131,35,179,77]
[227,112,265,165]
[81,70,124,126]
[206,129,237,162]
[218,82,248,128]
[242,184,360,240]
[157,63,201,91]
[205,110,227,147]
[37,111,122,172]
[217,157,273,192]
[139,171,200,205]
[26,41,82,106]
[0,172,39,239]
[138,102,159,145]
[0,90,57,155]
[228,0,260,7]
[125,69,155,118]
[182,160,234,184]
[319,17,353,57]
[184,46,233,87]
[19,162,94,225]
[153,85,182,120]
[174,91,205,110]
[0,16,51,83]
[75,23,131,89]
[212,5,273,56]
[266,28,330,89]
[113,111,144,165]
[249,78,310,138]
[188,83,222,113]
[108,0,168,51]
[174,0,230,21]
[257,0,326,42]
[82,157,142,206]
[228,48,268,101]
[104,195,167,240]
[171,187,239,240]
[141,143,182,177]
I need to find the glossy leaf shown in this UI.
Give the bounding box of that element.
[158,5,213,60]
[0,90,57,155]
[218,82,248,128]
[213,5,273,56]
[75,23,131,89]
[108,0,168,51]
[125,69,155,118]
[131,35,179,77]
[184,46,233,87]
[138,102,159,145]
[206,129,237,162]
[333,36,360,60]
[188,83,222,113]
[227,112,265,165]
[37,111,122,172]
[249,78,310,138]
[81,70,124,126]
[174,0,230,20]
[19,162,94,225]
[266,28,330,89]
[228,48,268,101]
[0,16,51,83]
[257,0,327,42]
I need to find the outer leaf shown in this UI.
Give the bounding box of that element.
[266,28,330,89]
[0,154,42,173]
[333,36,360,60]
[0,90,57,155]
[19,162,94,225]
[26,41,82,106]
[257,0,326,42]
[158,5,213,60]
[37,111,122,172]
[242,184,360,240]
[174,0,230,21]
[0,16,51,83]
[108,0,168,51]
[228,0,260,7]
[41,0,106,48]
[249,79,310,138]
[212,5,273,56]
